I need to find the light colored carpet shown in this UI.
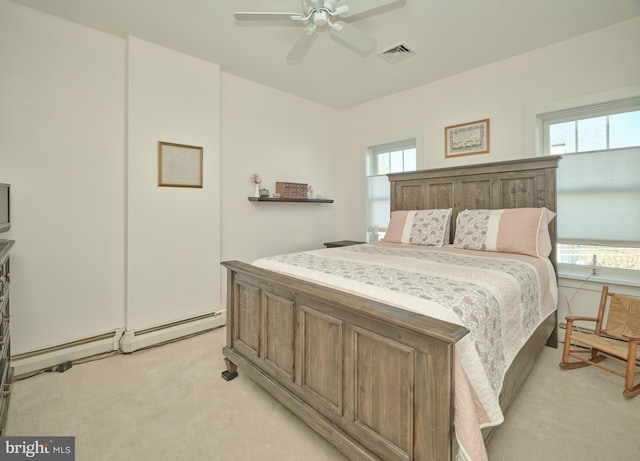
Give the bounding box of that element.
[6,327,639,460]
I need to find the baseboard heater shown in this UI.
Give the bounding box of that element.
[12,330,125,378]
[558,322,595,335]
[12,311,226,377]
[119,310,226,353]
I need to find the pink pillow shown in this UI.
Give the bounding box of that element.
[382,209,452,246]
[453,208,556,257]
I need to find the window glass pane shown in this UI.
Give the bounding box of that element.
[389,150,404,173]
[557,244,640,271]
[377,152,390,175]
[403,148,417,171]
[577,116,606,152]
[610,110,640,149]
[549,121,575,154]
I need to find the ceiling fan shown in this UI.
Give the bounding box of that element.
[234,0,400,61]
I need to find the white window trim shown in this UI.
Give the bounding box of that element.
[363,133,423,241]
[558,265,640,288]
[537,96,640,283]
[365,134,424,174]
[524,85,640,158]
[539,95,640,156]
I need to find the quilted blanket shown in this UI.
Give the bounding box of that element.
[253,242,557,461]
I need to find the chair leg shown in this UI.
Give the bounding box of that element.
[623,341,639,398]
[559,325,606,368]
[622,385,640,398]
[560,326,572,366]
[559,322,578,368]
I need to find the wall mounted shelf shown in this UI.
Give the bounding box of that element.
[248,197,333,203]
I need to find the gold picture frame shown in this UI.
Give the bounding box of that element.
[158,141,203,188]
[444,118,490,158]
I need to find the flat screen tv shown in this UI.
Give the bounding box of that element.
[0,184,10,233]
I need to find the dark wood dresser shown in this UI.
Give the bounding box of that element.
[0,239,15,435]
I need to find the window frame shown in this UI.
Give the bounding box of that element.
[539,96,640,282]
[541,96,640,155]
[365,136,421,241]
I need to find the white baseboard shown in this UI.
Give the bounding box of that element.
[12,329,125,377]
[12,310,227,376]
[119,311,226,353]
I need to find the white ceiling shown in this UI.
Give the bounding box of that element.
[10,0,640,109]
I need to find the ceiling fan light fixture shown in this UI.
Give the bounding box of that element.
[314,10,329,25]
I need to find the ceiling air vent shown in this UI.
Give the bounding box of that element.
[377,42,416,63]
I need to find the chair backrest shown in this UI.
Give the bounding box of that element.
[601,289,640,341]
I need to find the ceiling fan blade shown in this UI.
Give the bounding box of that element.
[303,0,321,10]
[335,0,400,18]
[286,27,318,61]
[234,12,302,21]
[329,22,377,54]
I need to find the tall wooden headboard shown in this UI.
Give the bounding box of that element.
[388,156,560,265]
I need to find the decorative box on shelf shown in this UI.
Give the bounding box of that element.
[276,182,308,199]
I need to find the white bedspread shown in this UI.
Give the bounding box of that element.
[253,242,557,461]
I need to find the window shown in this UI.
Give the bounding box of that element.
[366,139,418,241]
[539,97,640,279]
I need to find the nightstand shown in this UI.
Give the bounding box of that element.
[323,240,365,248]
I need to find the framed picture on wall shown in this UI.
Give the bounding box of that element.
[444,119,490,157]
[158,141,203,188]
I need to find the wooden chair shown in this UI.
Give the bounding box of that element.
[559,286,640,398]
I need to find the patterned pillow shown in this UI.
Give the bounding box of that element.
[382,209,452,246]
[453,207,556,257]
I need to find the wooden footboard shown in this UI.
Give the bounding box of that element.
[222,260,469,461]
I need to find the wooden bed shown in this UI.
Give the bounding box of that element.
[221,156,560,461]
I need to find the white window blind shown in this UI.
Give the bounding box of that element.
[367,174,391,232]
[556,148,640,246]
[366,139,417,241]
[540,96,640,276]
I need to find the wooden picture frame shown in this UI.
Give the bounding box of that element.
[444,118,490,157]
[158,141,203,188]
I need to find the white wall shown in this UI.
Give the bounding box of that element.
[338,17,640,180]
[0,1,125,352]
[336,17,640,319]
[2,0,639,356]
[126,37,221,329]
[220,73,343,265]
[0,2,222,357]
